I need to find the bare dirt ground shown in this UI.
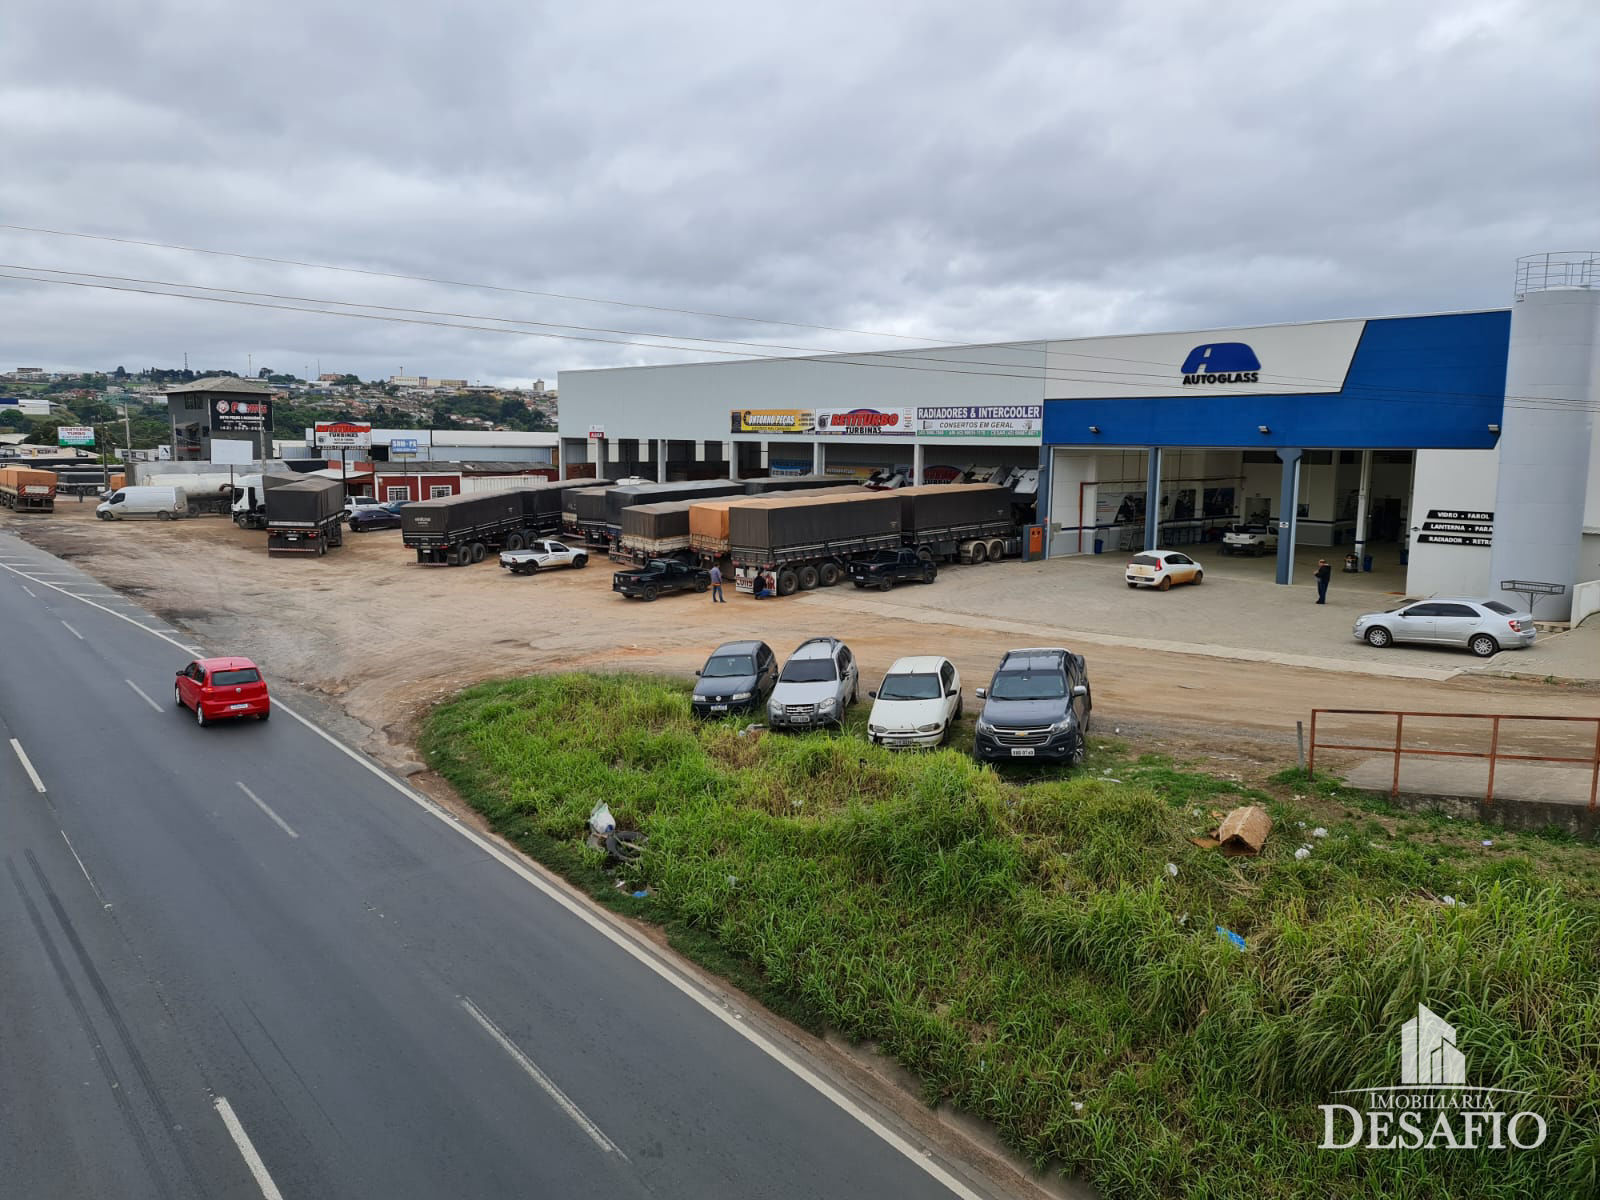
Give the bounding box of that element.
[12,504,1593,778]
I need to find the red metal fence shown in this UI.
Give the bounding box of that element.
[1307,709,1600,811]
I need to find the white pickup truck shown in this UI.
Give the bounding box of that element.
[1220,523,1279,556]
[499,538,590,575]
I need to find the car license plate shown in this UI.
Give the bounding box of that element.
[230,702,251,710]
[793,715,811,724]
[710,704,728,712]
[1010,747,1035,757]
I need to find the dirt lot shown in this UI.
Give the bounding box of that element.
[10,504,1594,773]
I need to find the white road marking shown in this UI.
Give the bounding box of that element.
[60,831,109,907]
[60,620,83,640]
[212,1096,285,1200]
[20,584,35,598]
[459,997,627,1159]
[236,783,299,840]
[10,739,46,793]
[124,679,164,713]
[0,554,994,1200]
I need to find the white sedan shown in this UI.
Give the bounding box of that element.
[1125,549,1203,590]
[867,656,962,749]
[499,539,590,575]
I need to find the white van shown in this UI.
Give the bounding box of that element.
[97,486,189,521]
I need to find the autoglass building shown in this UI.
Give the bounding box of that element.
[559,253,1600,619]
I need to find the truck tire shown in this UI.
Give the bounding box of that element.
[797,565,819,590]
[968,540,989,564]
[877,579,892,592]
[776,569,798,596]
[470,543,486,563]
[987,538,1006,561]
[572,554,587,568]
[157,510,172,521]
[643,584,659,601]
[446,547,462,566]
[506,531,525,551]
[187,503,200,517]
[922,565,936,584]
[916,546,934,563]
[818,561,841,587]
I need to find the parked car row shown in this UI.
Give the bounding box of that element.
[692,639,1092,764]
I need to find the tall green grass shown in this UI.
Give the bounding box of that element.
[422,674,1600,1200]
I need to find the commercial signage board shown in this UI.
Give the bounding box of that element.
[210,439,253,466]
[391,437,419,455]
[57,425,94,447]
[814,408,917,436]
[314,421,372,449]
[214,397,273,432]
[587,425,606,440]
[1418,506,1493,548]
[916,404,1042,439]
[730,409,813,434]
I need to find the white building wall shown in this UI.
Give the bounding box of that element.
[1407,449,1498,598]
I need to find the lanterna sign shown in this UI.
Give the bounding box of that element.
[1180,342,1262,386]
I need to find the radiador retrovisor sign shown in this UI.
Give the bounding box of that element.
[1418,534,1493,547]
[1427,509,1493,523]
[1420,506,1493,548]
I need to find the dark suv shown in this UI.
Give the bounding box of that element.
[692,640,777,717]
[973,647,1092,765]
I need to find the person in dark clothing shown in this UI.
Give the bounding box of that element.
[1315,559,1331,604]
[709,563,725,603]
[753,572,775,599]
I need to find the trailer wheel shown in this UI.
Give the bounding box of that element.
[776,569,799,596]
[916,546,934,563]
[446,547,462,566]
[987,538,1006,561]
[470,543,486,564]
[506,531,525,551]
[968,540,989,564]
[818,561,841,587]
[797,565,819,590]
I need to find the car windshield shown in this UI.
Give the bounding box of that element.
[1482,600,1514,615]
[878,673,940,700]
[211,668,261,686]
[703,654,755,678]
[989,669,1065,700]
[780,658,837,683]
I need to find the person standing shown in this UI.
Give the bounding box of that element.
[709,562,725,603]
[1314,558,1331,604]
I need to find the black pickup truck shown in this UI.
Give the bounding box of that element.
[849,548,936,590]
[612,558,711,601]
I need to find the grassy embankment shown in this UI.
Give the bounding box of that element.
[421,673,1599,1200]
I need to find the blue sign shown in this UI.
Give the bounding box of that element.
[391,438,419,454]
[1180,342,1261,375]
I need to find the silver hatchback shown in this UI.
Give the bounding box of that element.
[1353,598,1536,658]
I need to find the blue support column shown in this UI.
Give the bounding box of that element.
[1274,448,1302,585]
[1143,447,1162,551]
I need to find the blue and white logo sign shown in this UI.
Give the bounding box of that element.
[1181,342,1261,386]
[391,437,419,454]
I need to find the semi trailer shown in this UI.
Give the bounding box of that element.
[601,480,745,545]
[564,487,613,544]
[0,466,57,512]
[401,491,528,565]
[729,491,904,595]
[615,500,697,563]
[895,483,1019,563]
[265,477,347,555]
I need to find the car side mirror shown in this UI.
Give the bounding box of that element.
[693,669,701,676]
[975,687,987,699]
[176,669,184,676]
[867,689,876,698]
[947,688,958,698]
[1072,685,1088,698]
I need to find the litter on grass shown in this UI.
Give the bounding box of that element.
[1294,846,1311,860]
[1216,926,1248,951]
[1165,862,1179,878]
[1215,805,1272,856]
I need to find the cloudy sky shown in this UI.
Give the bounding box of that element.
[2,0,1596,385]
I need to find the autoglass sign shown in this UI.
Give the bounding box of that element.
[1180,342,1261,385]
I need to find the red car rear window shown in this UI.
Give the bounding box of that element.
[211,668,262,686]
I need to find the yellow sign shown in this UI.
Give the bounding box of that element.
[730,409,813,434]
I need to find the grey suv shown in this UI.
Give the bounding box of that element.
[973,647,1092,765]
[767,637,859,730]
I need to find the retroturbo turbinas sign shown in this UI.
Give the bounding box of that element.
[814,408,917,436]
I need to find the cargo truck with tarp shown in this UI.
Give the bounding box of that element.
[265,476,346,556]
[739,474,854,495]
[517,478,616,538]
[615,500,697,563]
[688,487,866,563]
[729,491,903,596]
[401,490,532,565]
[601,479,745,545]
[0,466,57,512]
[232,473,297,529]
[895,483,1019,563]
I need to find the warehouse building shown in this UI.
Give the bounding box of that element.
[559,253,1600,619]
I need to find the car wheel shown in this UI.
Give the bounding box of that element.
[1157,576,1172,591]
[1470,633,1500,658]
[1068,739,1086,767]
[572,555,587,569]
[1192,570,1203,585]
[818,561,841,587]
[195,702,207,727]
[1365,626,1392,648]
[643,584,658,601]
[157,510,172,521]
[695,578,709,593]
[955,695,964,719]
[797,565,819,590]
[878,579,892,592]
[174,683,184,710]
[259,708,270,722]
[922,567,936,584]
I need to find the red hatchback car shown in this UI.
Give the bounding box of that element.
[174,657,271,725]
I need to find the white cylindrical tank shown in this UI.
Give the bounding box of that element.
[1489,265,1600,621]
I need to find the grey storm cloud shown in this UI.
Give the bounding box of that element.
[1,0,1596,384]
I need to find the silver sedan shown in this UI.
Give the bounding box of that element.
[1353,598,1535,658]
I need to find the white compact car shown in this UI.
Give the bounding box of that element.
[499,539,590,575]
[1125,549,1203,590]
[867,655,962,748]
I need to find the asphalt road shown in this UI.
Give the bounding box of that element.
[0,530,999,1200]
